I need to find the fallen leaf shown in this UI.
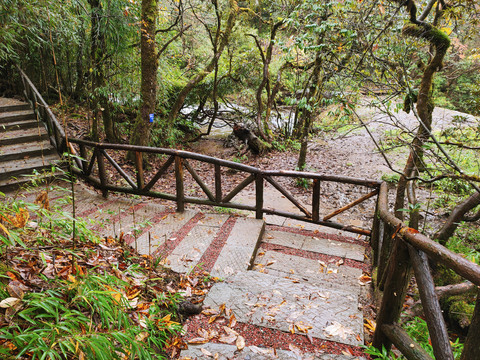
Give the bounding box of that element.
[200,348,212,357]
[187,337,209,344]
[323,321,355,340]
[236,335,245,350]
[0,297,21,308]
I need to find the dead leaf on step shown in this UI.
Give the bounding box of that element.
[187,337,209,344]
[236,335,245,350]
[323,321,355,340]
[200,348,213,357]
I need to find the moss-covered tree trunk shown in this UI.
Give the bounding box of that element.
[393,10,450,220]
[129,0,157,156]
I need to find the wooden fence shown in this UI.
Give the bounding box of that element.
[18,67,480,360]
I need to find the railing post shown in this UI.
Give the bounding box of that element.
[135,151,145,191]
[97,149,108,198]
[409,246,454,360]
[312,179,320,222]
[373,238,412,353]
[371,196,382,267]
[175,156,185,213]
[461,289,480,360]
[80,144,88,173]
[255,173,264,220]
[215,164,222,203]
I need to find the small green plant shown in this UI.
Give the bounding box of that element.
[214,206,238,214]
[362,344,399,359]
[381,173,401,184]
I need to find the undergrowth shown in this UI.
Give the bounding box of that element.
[0,185,194,359]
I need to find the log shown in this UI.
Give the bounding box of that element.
[232,123,272,154]
[382,324,433,360]
[461,289,480,360]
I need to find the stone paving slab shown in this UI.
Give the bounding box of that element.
[167,220,227,273]
[210,218,264,279]
[134,210,196,255]
[254,251,363,295]
[264,230,364,262]
[181,343,365,360]
[97,201,165,238]
[204,271,363,346]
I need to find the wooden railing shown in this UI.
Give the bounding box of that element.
[66,138,380,237]
[372,182,480,360]
[18,68,480,359]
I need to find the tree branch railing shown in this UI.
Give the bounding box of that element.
[18,67,480,359]
[372,182,480,360]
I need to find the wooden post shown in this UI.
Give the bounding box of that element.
[373,238,412,353]
[97,149,108,198]
[409,246,454,360]
[255,174,264,220]
[312,179,320,222]
[377,222,396,288]
[215,164,222,203]
[461,289,480,360]
[80,144,88,173]
[381,324,434,360]
[370,198,381,267]
[175,156,185,213]
[135,151,145,191]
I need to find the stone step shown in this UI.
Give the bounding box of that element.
[0,103,31,113]
[203,270,364,347]
[263,229,365,262]
[0,110,35,124]
[164,216,265,279]
[0,169,66,193]
[253,250,364,295]
[0,140,56,162]
[0,153,61,181]
[0,119,39,132]
[181,343,365,360]
[0,127,48,146]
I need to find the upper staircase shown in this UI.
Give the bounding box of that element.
[0,97,60,192]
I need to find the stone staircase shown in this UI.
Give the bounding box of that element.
[0,98,60,192]
[21,184,368,359]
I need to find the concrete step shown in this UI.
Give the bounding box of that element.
[182,343,365,359]
[0,127,49,146]
[0,140,56,162]
[0,104,31,113]
[203,270,364,346]
[0,110,35,124]
[0,153,61,181]
[0,119,39,132]
[0,169,65,193]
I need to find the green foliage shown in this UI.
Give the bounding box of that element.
[0,188,183,359]
[362,344,399,359]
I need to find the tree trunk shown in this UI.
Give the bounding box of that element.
[128,0,158,159]
[393,19,450,218]
[167,0,238,128]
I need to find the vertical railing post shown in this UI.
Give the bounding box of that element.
[97,149,108,198]
[255,173,264,220]
[371,195,382,267]
[461,289,480,360]
[215,164,222,203]
[373,238,412,353]
[312,179,320,222]
[135,151,145,191]
[175,156,185,212]
[79,144,88,174]
[409,246,454,360]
